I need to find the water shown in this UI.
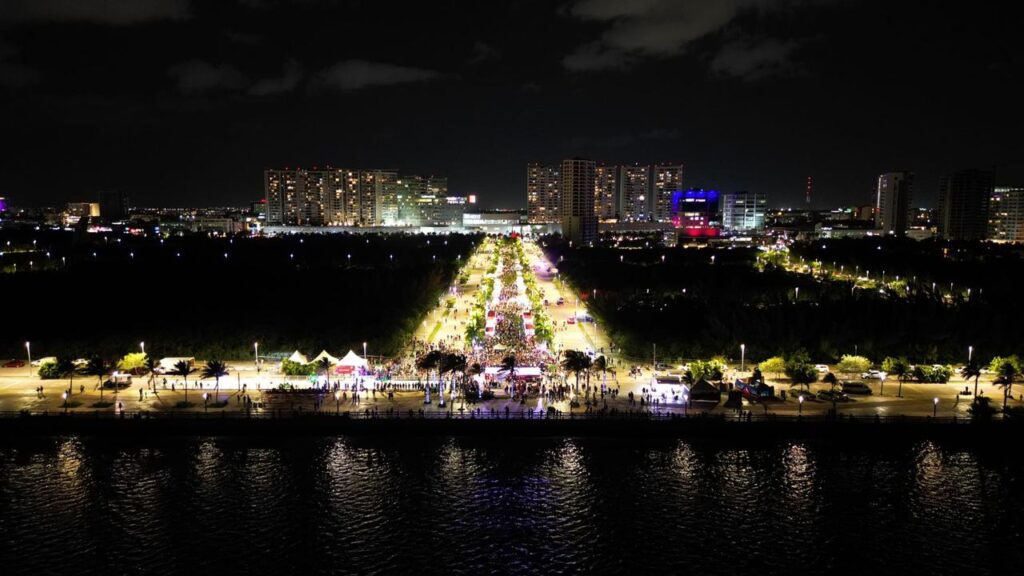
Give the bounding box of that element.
[1,436,1022,575]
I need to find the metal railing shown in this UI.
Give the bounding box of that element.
[0,408,988,425]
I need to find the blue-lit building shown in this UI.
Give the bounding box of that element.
[671,189,721,237]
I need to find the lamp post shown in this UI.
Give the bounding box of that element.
[683,393,689,416]
[798,395,804,415]
[968,345,973,364]
[140,341,145,355]
[203,392,208,412]
[335,390,341,414]
[62,391,68,414]
[254,342,259,372]
[25,341,31,378]
[363,341,368,361]
[740,344,746,372]
[933,397,939,418]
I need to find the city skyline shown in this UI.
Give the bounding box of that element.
[1,1,1021,209]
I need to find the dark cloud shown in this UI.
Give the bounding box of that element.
[468,41,499,65]
[710,38,799,80]
[564,0,758,70]
[167,60,245,94]
[318,60,442,91]
[248,60,303,96]
[0,0,190,25]
[563,0,816,79]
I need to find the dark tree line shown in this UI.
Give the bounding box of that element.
[543,237,1024,364]
[0,230,481,359]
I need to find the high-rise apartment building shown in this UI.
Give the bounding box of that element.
[652,164,684,222]
[266,167,431,226]
[526,163,561,223]
[875,172,914,236]
[988,186,1024,243]
[619,164,650,221]
[721,191,766,233]
[937,169,994,241]
[595,164,619,220]
[561,158,597,244]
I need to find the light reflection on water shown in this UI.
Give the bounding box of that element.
[1,437,1023,575]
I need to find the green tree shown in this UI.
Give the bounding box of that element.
[881,356,911,397]
[561,350,587,390]
[758,356,786,379]
[201,360,230,398]
[960,361,982,398]
[82,356,110,401]
[171,360,197,403]
[691,358,726,382]
[785,353,817,391]
[990,355,1022,410]
[836,355,871,377]
[117,352,147,374]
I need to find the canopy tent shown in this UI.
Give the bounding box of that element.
[287,351,308,364]
[334,350,369,375]
[484,366,543,380]
[338,350,368,368]
[311,350,341,365]
[689,379,722,403]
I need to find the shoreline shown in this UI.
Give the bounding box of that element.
[0,411,1015,440]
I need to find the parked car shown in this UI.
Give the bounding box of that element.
[841,381,873,395]
[861,370,883,379]
[3,359,25,368]
[815,364,830,373]
[567,317,576,325]
[790,389,815,401]
[817,390,851,402]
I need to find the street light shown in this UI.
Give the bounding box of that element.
[968,345,973,363]
[62,391,68,413]
[740,344,746,372]
[933,397,939,417]
[363,342,368,361]
[335,390,341,414]
[254,342,259,372]
[798,395,804,415]
[25,341,31,378]
[140,341,145,355]
[203,392,209,412]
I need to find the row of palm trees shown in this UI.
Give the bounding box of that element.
[415,350,483,407]
[46,356,230,405]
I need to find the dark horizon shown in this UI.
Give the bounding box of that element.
[1,0,1021,210]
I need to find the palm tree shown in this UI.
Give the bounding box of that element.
[82,356,109,401]
[201,360,229,401]
[436,352,460,408]
[416,350,443,402]
[171,360,197,403]
[500,354,519,395]
[992,357,1021,411]
[315,358,332,388]
[467,362,483,395]
[54,356,80,394]
[882,356,911,397]
[144,354,159,388]
[960,361,982,398]
[593,355,608,387]
[561,350,585,389]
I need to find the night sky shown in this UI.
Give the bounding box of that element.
[1,0,1020,210]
